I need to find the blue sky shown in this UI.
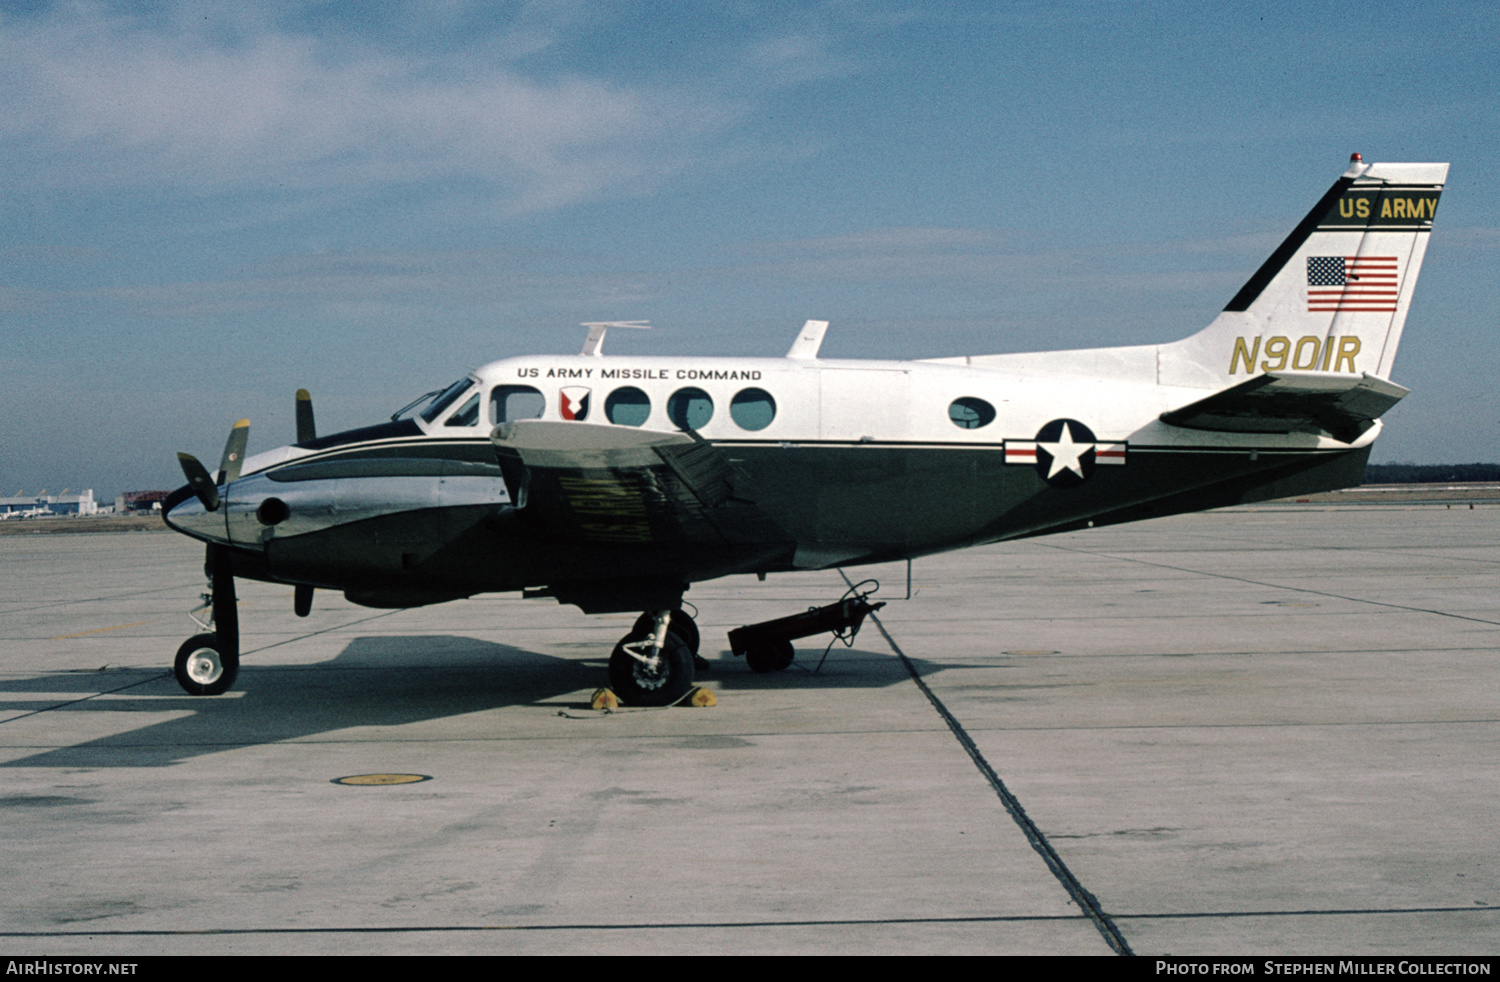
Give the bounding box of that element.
[3,0,1497,497]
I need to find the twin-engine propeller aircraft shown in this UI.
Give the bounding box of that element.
[164,154,1446,705]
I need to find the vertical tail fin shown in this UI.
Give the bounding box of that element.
[1162,155,1447,388]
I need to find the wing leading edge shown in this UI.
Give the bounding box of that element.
[1159,371,1409,443]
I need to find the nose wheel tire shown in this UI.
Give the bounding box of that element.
[608,631,694,707]
[174,633,239,696]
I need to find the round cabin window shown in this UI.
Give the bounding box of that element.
[948,397,996,430]
[730,388,777,431]
[667,387,714,430]
[605,387,652,426]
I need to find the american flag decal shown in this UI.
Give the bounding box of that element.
[1306,256,1400,312]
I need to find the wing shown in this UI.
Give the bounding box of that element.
[1159,371,1409,443]
[490,420,793,554]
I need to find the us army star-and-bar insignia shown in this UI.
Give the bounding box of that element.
[1005,419,1125,488]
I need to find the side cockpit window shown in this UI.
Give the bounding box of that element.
[443,393,481,427]
[492,385,546,423]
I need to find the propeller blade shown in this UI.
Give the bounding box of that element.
[218,419,250,485]
[177,453,220,511]
[295,389,316,443]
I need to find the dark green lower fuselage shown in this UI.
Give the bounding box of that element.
[210,437,1369,613]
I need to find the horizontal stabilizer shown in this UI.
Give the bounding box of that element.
[1159,371,1409,443]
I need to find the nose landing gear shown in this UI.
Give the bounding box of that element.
[173,544,240,696]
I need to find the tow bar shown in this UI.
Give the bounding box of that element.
[727,581,885,673]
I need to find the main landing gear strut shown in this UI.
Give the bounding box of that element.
[609,607,701,707]
[174,544,240,696]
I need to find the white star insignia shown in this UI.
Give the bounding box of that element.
[1038,422,1092,479]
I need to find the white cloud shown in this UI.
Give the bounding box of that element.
[0,1,830,212]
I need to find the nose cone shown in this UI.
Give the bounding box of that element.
[162,487,229,544]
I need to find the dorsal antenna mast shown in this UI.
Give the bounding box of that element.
[579,321,651,356]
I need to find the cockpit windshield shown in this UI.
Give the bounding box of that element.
[421,378,477,424]
[391,378,475,423]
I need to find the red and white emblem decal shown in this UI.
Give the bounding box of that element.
[560,386,590,421]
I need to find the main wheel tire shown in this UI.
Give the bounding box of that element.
[608,630,695,707]
[174,633,239,696]
[745,640,795,673]
[631,609,700,654]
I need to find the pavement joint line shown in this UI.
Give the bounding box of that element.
[841,644,1500,659]
[0,913,1098,937]
[236,608,406,656]
[947,717,1500,733]
[841,571,1134,957]
[0,672,173,725]
[0,610,405,727]
[4,905,1497,940]
[1035,543,1500,628]
[0,580,202,616]
[5,903,1496,939]
[1114,904,1500,919]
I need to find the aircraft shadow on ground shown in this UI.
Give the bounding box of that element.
[0,635,915,769]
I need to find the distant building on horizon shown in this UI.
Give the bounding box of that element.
[0,489,98,517]
[117,490,173,514]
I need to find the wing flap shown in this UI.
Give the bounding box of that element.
[1159,371,1409,443]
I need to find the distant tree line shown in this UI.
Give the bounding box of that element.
[1364,463,1500,484]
